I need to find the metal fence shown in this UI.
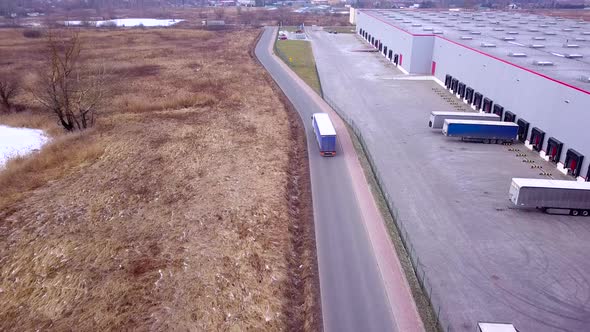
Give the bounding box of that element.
[323,94,455,332]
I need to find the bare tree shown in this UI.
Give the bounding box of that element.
[0,76,19,112]
[34,30,107,131]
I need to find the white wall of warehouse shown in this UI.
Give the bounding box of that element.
[432,38,590,178]
[356,11,417,73]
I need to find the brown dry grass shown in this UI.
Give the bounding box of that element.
[0,27,319,331]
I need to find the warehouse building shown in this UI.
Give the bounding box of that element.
[353,9,590,180]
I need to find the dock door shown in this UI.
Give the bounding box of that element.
[516,118,529,142]
[482,97,493,113]
[473,92,483,110]
[546,137,563,163]
[493,104,504,119]
[564,149,584,177]
[530,127,545,152]
[465,87,474,104]
[504,111,516,123]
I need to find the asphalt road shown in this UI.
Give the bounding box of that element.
[308,29,590,332]
[255,27,421,332]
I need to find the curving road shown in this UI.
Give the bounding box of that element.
[255,27,424,332]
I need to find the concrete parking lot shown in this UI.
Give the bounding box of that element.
[308,29,590,332]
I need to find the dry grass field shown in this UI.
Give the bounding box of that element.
[0,27,319,331]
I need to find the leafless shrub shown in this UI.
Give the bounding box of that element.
[0,76,19,112]
[22,29,43,38]
[214,7,226,20]
[33,30,107,131]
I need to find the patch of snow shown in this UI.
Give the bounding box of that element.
[0,125,48,168]
[64,18,184,27]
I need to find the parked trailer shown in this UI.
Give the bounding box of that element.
[442,119,518,143]
[509,178,590,216]
[477,322,517,332]
[429,111,500,129]
[311,113,337,156]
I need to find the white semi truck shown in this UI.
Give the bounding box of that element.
[509,178,590,216]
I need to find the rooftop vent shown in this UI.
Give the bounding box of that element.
[539,24,549,28]
[412,24,422,27]
[443,24,454,27]
[476,24,486,27]
[547,22,557,25]
[528,28,539,32]
[493,28,505,31]
[423,27,434,31]
[432,20,442,23]
[459,28,470,31]
[529,44,546,48]
[461,20,471,23]
[433,30,444,34]
[575,37,587,41]
[533,36,546,40]
[460,36,473,40]
[582,32,590,35]
[509,52,527,57]
[564,44,580,48]
[563,28,574,32]
[565,54,584,59]
[403,20,411,23]
[508,24,518,28]
[470,31,482,35]
[544,31,557,35]
[533,61,554,66]
[503,37,516,41]
[579,75,590,83]
[571,26,581,29]
[481,42,496,47]
[507,31,519,35]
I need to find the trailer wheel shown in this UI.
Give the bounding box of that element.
[583,210,590,217]
[571,209,580,216]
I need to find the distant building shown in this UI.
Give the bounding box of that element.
[238,0,256,5]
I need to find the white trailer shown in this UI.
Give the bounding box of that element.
[429,111,500,129]
[477,322,518,332]
[509,178,590,216]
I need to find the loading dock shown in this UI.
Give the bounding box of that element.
[531,127,545,152]
[451,78,459,93]
[504,111,516,123]
[458,82,466,99]
[445,74,452,88]
[493,104,504,119]
[473,92,483,110]
[482,97,493,113]
[564,149,584,177]
[465,87,474,104]
[517,118,530,142]
[547,137,563,163]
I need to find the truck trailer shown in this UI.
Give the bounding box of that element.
[311,113,337,156]
[429,111,500,129]
[509,178,590,216]
[442,119,518,143]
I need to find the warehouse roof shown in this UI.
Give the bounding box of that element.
[360,9,590,92]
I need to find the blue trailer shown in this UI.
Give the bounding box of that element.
[311,113,337,156]
[442,119,518,143]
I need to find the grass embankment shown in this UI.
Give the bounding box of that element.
[0,28,319,331]
[275,39,322,95]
